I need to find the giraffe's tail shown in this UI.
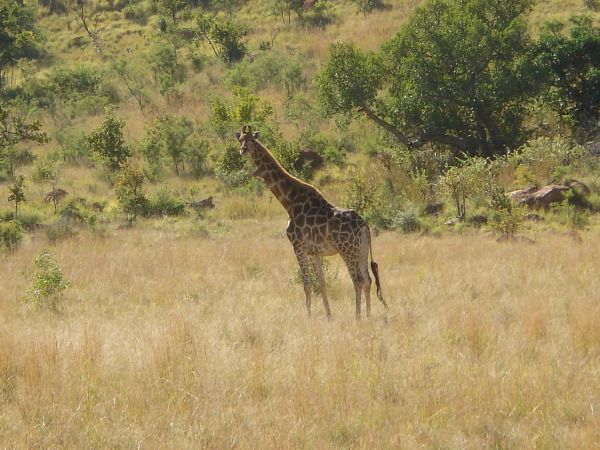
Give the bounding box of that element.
[368,227,387,309]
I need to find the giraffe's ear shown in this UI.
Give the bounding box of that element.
[253,131,260,139]
[235,132,241,140]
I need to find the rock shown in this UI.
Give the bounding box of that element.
[508,186,538,206]
[508,185,569,209]
[294,149,324,172]
[567,180,591,197]
[531,184,569,209]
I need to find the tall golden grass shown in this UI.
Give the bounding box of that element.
[1,220,599,448]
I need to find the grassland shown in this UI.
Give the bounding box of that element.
[1,218,600,448]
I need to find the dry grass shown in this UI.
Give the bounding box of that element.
[1,221,600,448]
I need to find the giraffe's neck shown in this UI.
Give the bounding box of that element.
[249,140,324,215]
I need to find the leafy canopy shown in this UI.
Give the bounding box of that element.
[536,16,600,129]
[318,0,543,157]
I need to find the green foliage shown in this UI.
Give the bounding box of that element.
[214,142,251,186]
[391,208,421,233]
[31,155,61,189]
[0,103,47,179]
[144,39,182,96]
[8,175,26,219]
[0,1,42,89]
[210,88,273,139]
[343,167,377,215]
[299,0,335,28]
[114,166,148,220]
[87,111,131,171]
[351,0,383,18]
[145,114,194,175]
[317,42,382,115]
[536,16,600,131]
[114,59,151,114]
[506,136,585,186]
[27,250,71,309]
[185,131,209,177]
[558,192,590,230]
[16,65,118,114]
[146,185,185,216]
[487,182,523,238]
[0,220,23,253]
[439,157,490,218]
[156,0,186,22]
[270,0,304,24]
[319,0,543,156]
[225,51,307,96]
[193,12,246,63]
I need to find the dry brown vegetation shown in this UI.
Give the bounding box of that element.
[2,219,600,448]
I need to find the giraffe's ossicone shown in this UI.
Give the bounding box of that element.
[235,125,386,320]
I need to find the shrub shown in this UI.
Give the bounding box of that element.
[193,12,247,63]
[392,209,421,233]
[87,111,131,171]
[487,183,524,238]
[0,220,23,252]
[114,166,148,221]
[146,186,185,216]
[27,250,71,309]
[215,143,252,187]
[507,136,585,186]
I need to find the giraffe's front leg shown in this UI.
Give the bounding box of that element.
[310,255,332,320]
[293,246,313,318]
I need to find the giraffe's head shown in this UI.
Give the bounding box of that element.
[235,125,260,155]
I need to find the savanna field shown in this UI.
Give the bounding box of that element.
[2,219,600,447]
[3,0,600,447]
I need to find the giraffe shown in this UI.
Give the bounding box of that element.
[235,125,387,320]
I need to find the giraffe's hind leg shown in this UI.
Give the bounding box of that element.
[358,237,372,318]
[341,252,364,320]
[310,255,332,320]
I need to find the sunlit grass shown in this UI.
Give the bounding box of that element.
[1,223,600,447]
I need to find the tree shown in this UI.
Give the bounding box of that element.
[351,0,383,19]
[0,1,41,89]
[536,16,600,132]
[193,12,247,63]
[157,0,186,23]
[318,0,544,157]
[144,39,178,96]
[0,103,48,179]
[8,175,26,219]
[87,111,131,171]
[114,60,151,115]
[144,114,194,175]
[114,165,148,222]
[270,0,304,24]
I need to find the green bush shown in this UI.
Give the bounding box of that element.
[392,209,421,233]
[215,143,252,187]
[114,166,148,221]
[27,250,71,309]
[487,183,524,238]
[0,220,23,252]
[146,186,185,216]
